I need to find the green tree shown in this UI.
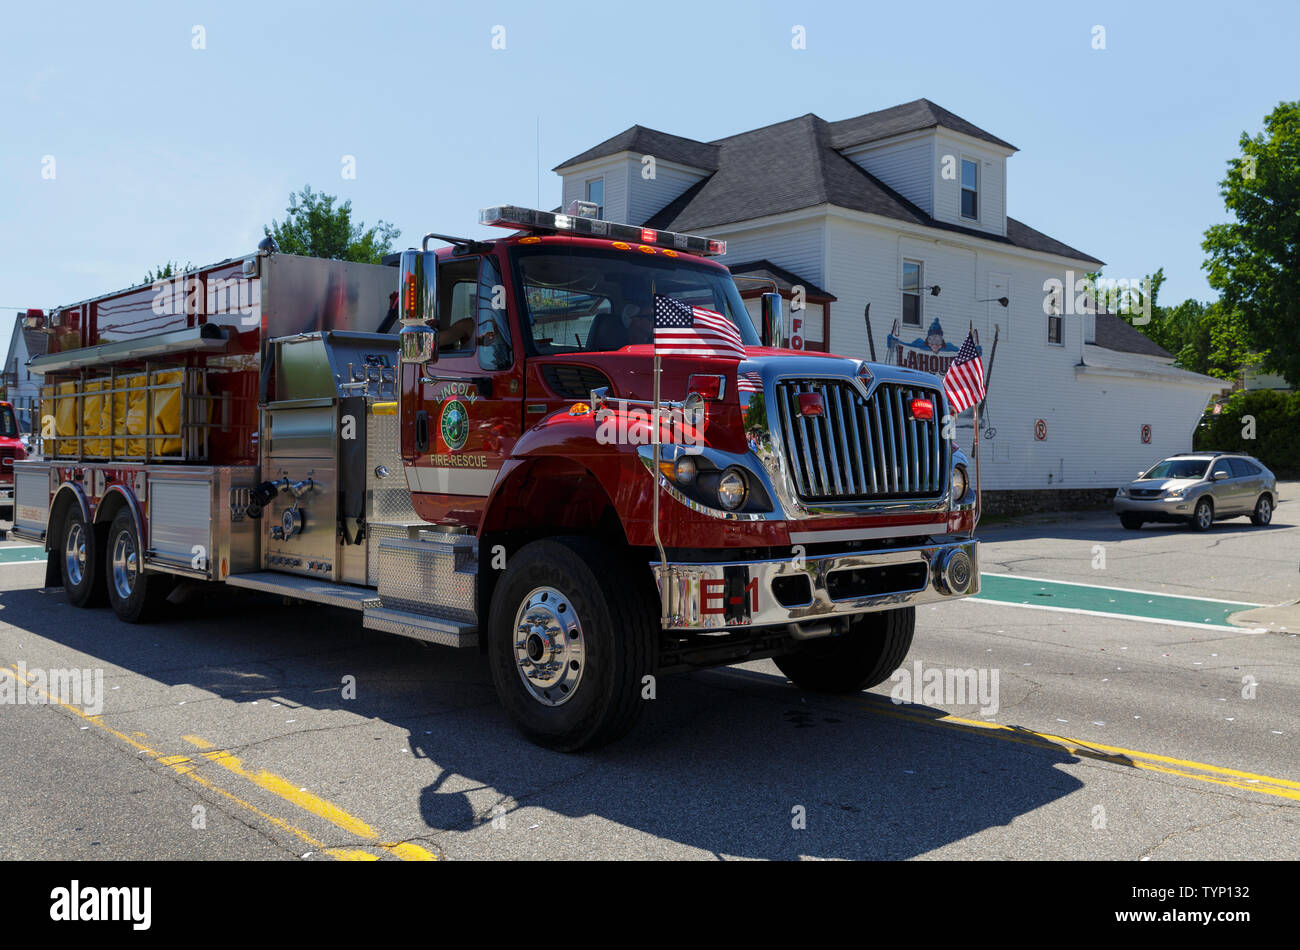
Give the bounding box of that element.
[1165,300,1257,382]
[264,185,400,264]
[143,261,192,284]
[1202,101,1300,386]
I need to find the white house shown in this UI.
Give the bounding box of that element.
[554,100,1225,501]
[2,315,46,436]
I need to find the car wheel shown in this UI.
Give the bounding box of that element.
[1251,494,1273,526]
[1120,514,1144,530]
[1189,497,1214,531]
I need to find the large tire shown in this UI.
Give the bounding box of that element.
[775,606,915,693]
[1250,494,1273,526]
[105,508,174,623]
[61,506,107,607]
[1120,514,1144,530]
[1189,496,1214,532]
[487,537,656,751]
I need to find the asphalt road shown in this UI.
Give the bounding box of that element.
[0,486,1296,861]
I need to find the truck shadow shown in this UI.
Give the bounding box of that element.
[0,582,1101,860]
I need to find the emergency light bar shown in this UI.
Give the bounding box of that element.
[479,204,726,257]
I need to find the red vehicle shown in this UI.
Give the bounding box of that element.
[12,204,979,750]
[0,400,27,519]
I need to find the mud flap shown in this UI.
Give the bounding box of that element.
[338,395,367,545]
[45,548,62,589]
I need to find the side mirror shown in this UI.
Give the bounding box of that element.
[1212,470,1229,480]
[760,292,784,348]
[400,324,437,365]
[398,248,439,366]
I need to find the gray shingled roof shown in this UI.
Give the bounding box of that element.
[828,98,1017,151]
[1092,311,1173,358]
[22,328,48,359]
[554,125,720,172]
[727,259,835,299]
[639,111,1101,265]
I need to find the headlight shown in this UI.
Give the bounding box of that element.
[1165,487,1184,498]
[1116,486,1128,497]
[674,456,697,485]
[951,465,968,501]
[717,467,748,510]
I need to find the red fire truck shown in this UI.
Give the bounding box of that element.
[0,400,28,519]
[13,203,979,750]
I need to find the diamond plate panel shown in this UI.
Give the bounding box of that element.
[377,535,477,622]
[367,409,419,524]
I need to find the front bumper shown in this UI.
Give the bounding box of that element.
[1113,494,1194,521]
[653,537,978,630]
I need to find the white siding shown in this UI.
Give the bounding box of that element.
[711,218,827,289]
[627,160,708,225]
[843,137,933,213]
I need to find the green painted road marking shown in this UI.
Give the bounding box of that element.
[0,546,45,565]
[973,573,1261,629]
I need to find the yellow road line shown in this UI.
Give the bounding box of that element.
[183,736,437,861]
[856,698,1300,802]
[4,662,423,860]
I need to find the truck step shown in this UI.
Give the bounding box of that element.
[362,606,477,649]
[225,571,381,610]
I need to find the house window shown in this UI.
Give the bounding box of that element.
[961,159,978,220]
[585,178,604,218]
[902,260,922,327]
[1047,314,1063,345]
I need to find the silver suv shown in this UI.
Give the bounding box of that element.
[1115,452,1277,531]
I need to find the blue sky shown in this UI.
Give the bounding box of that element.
[2,0,1294,343]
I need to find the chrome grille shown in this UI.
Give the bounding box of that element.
[773,379,946,501]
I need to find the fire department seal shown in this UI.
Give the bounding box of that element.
[440,398,469,451]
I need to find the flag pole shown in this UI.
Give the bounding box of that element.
[651,288,669,624]
[970,322,982,532]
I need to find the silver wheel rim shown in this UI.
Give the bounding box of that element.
[1258,498,1271,523]
[64,521,86,587]
[513,586,585,707]
[111,529,138,600]
[1197,501,1212,529]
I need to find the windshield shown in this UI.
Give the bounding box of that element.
[1143,459,1209,480]
[0,407,15,438]
[512,246,758,356]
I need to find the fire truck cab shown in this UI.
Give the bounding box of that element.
[13,203,979,750]
[0,399,27,519]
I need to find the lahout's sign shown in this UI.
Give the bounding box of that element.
[885,318,980,374]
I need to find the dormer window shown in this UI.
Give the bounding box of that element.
[585,178,604,218]
[960,159,978,220]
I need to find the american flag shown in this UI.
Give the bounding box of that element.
[942,331,986,414]
[737,371,763,394]
[653,293,747,361]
